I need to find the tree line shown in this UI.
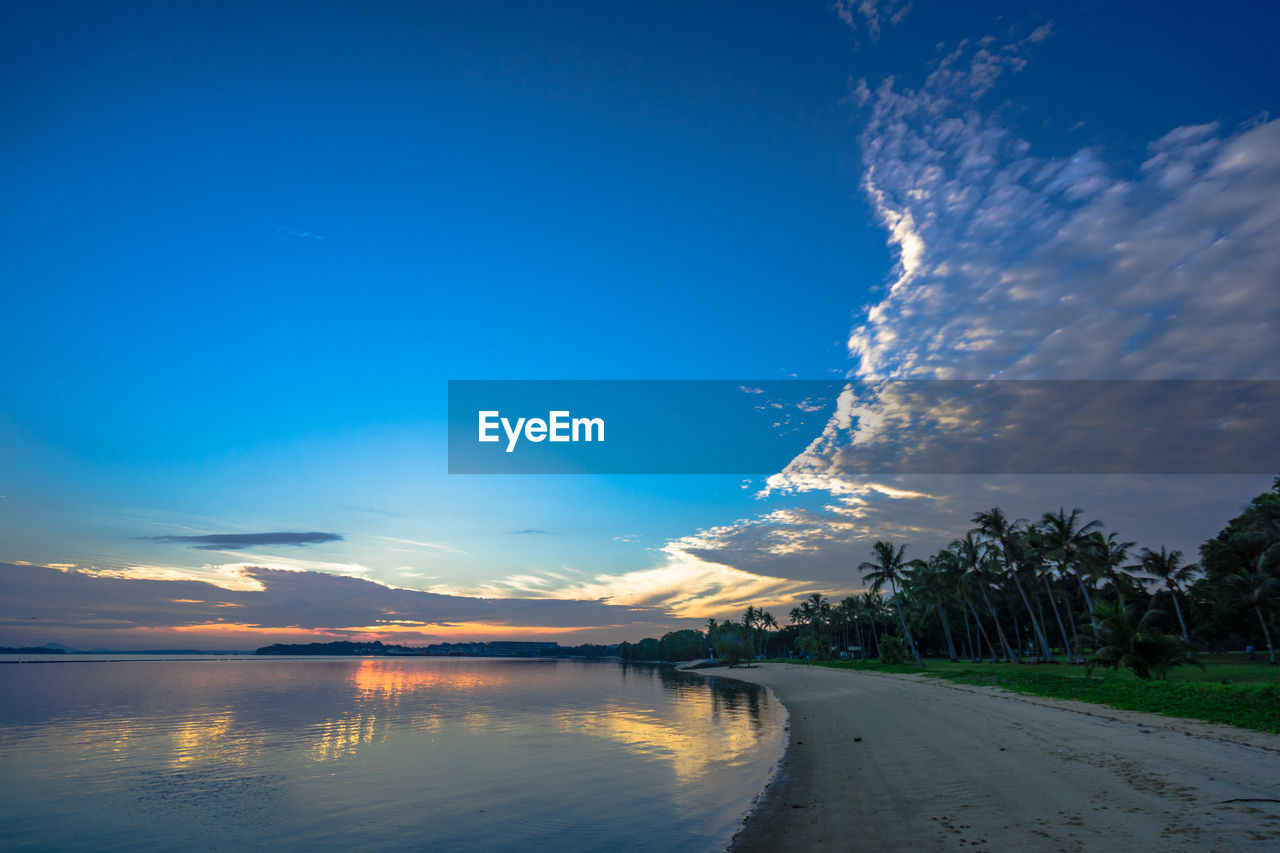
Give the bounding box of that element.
[622,479,1280,677]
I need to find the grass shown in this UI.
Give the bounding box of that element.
[771,655,1280,733]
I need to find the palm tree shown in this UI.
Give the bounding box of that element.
[791,593,830,658]
[842,596,874,659]
[934,548,981,661]
[1229,558,1279,664]
[788,604,810,638]
[953,533,1017,661]
[760,610,778,658]
[830,599,852,657]
[973,508,1055,661]
[742,605,760,657]
[860,541,923,666]
[1136,546,1197,655]
[1082,532,1139,605]
[1039,507,1104,650]
[1087,600,1202,681]
[860,591,886,658]
[909,555,959,661]
[820,594,836,653]
[1028,525,1077,661]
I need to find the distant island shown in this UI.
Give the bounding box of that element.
[253,640,620,658]
[1,640,628,658]
[1,643,250,655]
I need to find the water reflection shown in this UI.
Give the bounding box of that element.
[349,657,517,698]
[564,664,777,782]
[0,659,786,852]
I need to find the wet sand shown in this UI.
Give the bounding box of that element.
[708,663,1280,851]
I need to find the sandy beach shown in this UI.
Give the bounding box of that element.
[707,663,1280,851]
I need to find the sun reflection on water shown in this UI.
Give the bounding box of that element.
[0,659,786,852]
[310,659,510,760]
[555,680,768,783]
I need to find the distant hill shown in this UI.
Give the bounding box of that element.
[84,649,250,655]
[255,640,418,656]
[1,646,67,654]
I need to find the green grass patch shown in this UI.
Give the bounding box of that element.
[929,668,1280,733]
[772,658,1280,733]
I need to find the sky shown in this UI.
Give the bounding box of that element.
[3,0,1279,649]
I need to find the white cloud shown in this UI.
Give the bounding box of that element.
[368,535,465,554]
[79,563,268,592]
[432,530,823,620]
[1027,22,1053,43]
[844,35,1280,383]
[833,1,911,43]
[655,26,1280,597]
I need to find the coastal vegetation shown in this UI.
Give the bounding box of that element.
[619,479,1280,729]
[691,478,1280,671]
[797,657,1280,733]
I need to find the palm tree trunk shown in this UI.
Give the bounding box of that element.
[961,604,975,661]
[1076,573,1100,646]
[967,597,998,662]
[1062,585,1082,656]
[891,581,923,666]
[935,598,959,661]
[1043,574,1074,661]
[1068,599,1083,657]
[1255,605,1278,664]
[1076,573,1095,614]
[1169,588,1192,658]
[979,586,1016,661]
[1009,568,1055,661]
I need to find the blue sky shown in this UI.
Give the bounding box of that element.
[3,1,1279,648]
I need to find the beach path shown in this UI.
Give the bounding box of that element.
[712,663,1280,852]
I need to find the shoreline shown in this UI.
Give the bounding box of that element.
[701,662,1280,851]
[706,672,792,853]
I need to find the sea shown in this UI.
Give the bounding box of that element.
[0,657,787,852]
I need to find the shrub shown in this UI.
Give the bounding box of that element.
[718,637,755,667]
[880,635,910,665]
[1087,601,1203,680]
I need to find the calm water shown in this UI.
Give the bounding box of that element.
[0,657,786,852]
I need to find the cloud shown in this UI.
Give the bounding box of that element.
[833,1,912,42]
[368,535,464,553]
[774,30,1280,502]
[80,563,267,591]
[434,532,823,620]
[643,23,1280,600]
[144,532,344,550]
[510,529,549,535]
[1027,21,1053,43]
[843,36,1280,383]
[275,225,324,241]
[0,562,680,649]
[758,380,1280,478]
